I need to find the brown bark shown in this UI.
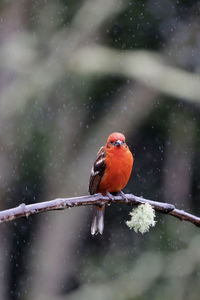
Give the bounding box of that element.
[0,193,200,227]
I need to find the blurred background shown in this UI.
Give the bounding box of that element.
[0,0,200,299]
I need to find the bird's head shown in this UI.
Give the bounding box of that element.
[106,132,127,148]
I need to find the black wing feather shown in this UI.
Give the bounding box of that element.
[89,147,106,194]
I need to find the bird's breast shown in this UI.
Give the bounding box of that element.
[98,147,133,193]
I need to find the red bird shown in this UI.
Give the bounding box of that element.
[89,132,134,235]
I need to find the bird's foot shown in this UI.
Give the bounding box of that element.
[118,191,129,203]
[106,191,115,201]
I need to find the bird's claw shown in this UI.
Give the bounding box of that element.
[106,191,115,201]
[119,191,129,203]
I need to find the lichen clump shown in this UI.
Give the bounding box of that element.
[126,203,156,234]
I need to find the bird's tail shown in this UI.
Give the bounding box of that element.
[91,205,105,235]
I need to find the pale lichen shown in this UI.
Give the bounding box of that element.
[126,203,156,234]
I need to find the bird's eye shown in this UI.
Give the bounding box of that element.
[110,141,114,144]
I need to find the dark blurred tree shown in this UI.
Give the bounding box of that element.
[0,0,200,299]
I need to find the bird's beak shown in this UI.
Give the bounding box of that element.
[114,140,123,147]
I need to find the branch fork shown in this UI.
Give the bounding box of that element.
[0,193,199,228]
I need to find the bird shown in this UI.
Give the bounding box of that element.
[89,132,134,235]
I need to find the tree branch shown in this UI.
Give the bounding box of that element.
[0,193,200,227]
[69,45,200,103]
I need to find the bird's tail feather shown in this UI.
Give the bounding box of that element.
[91,205,105,235]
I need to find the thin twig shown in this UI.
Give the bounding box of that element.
[0,193,200,227]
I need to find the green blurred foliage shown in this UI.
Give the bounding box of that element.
[0,0,200,300]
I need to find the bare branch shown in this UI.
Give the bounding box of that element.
[69,45,200,103]
[0,193,200,227]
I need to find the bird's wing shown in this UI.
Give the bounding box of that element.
[89,146,106,195]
